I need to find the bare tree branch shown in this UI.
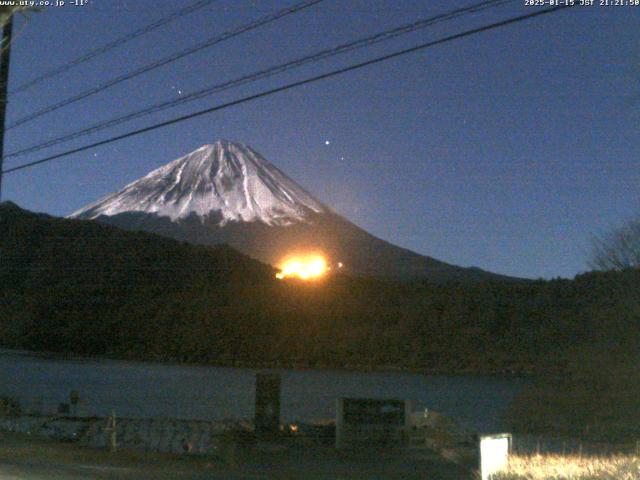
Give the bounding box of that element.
[589,218,640,271]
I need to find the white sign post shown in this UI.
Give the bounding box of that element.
[479,433,511,480]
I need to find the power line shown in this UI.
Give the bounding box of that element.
[10,0,219,95]
[2,4,574,176]
[0,15,29,57]
[5,0,324,130]
[5,0,515,161]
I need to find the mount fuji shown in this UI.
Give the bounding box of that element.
[71,140,508,282]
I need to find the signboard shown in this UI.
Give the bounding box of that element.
[254,373,281,439]
[479,433,512,480]
[336,398,410,449]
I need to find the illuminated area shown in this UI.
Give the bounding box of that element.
[480,434,511,480]
[276,255,328,280]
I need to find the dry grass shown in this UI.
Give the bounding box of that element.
[495,453,640,480]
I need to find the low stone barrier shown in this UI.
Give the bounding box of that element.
[0,414,252,454]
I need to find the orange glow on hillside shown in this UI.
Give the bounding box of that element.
[276,255,328,280]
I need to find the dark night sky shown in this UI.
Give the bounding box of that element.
[3,0,638,279]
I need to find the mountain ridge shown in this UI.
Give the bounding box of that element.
[71,140,516,282]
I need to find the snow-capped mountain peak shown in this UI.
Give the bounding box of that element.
[70,140,326,226]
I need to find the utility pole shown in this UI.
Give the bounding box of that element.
[0,15,13,201]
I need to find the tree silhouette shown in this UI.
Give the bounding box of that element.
[590,218,640,271]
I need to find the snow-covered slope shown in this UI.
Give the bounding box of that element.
[71,140,326,226]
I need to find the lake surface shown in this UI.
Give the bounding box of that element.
[0,350,528,433]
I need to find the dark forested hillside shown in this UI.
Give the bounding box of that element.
[1,202,638,378]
